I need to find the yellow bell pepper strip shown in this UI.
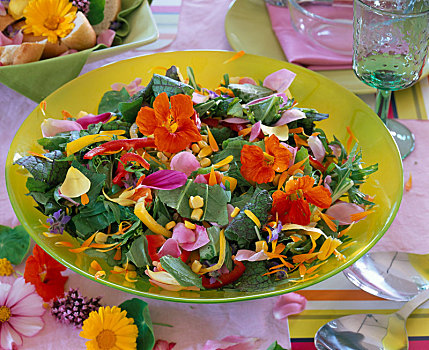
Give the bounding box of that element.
[84,138,156,159]
[134,201,172,238]
[198,229,226,274]
[66,130,125,156]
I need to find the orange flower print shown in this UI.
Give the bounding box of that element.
[136,92,201,153]
[240,135,292,184]
[271,175,332,225]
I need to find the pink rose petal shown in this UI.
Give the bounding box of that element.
[97,29,116,47]
[140,170,188,190]
[274,108,306,126]
[180,225,210,251]
[249,121,261,142]
[203,336,259,350]
[308,134,326,163]
[324,175,332,192]
[158,238,181,259]
[221,117,249,124]
[263,68,296,92]
[194,174,208,184]
[329,144,342,158]
[170,151,201,176]
[41,118,83,137]
[325,201,364,225]
[273,293,307,320]
[111,78,145,96]
[235,250,269,261]
[75,112,112,129]
[192,92,209,104]
[172,223,195,244]
[239,77,257,85]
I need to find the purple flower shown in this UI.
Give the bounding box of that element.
[269,222,282,242]
[46,209,71,235]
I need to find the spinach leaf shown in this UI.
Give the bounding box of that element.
[224,188,272,248]
[72,201,114,239]
[126,235,152,268]
[287,108,329,136]
[119,299,155,350]
[210,127,235,147]
[227,97,244,118]
[37,131,80,152]
[150,74,194,97]
[118,97,143,123]
[0,225,31,265]
[160,255,203,289]
[199,226,221,261]
[228,83,273,103]
[14,150,69,186]
[165,65,182,81]
[98,88,130,114]
[247,95,283,125]
[232,261,273,292]
[26,177,52,192]
[194,100,216,116]
[158,181,229,225]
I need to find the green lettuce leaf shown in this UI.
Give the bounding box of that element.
[98,88,130,114]
[0,225,31,265]
[160,255,203,289]
[125,235,151,268]
[118,97,143,123]
[157,180,229,225]
[228,83,273,103]
[247,95,283,125]
[119,298,155,350]
[151,74,194,97]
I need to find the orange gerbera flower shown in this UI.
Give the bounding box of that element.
[136,92,201,153]
[271,175,332,226]
[240,135,292,184]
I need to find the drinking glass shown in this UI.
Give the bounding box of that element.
[353,0,429,158]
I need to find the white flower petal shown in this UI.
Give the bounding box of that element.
[11,293,44,317]
[5,278,35,308]
[1,322,23,349]
[8,316,44,337]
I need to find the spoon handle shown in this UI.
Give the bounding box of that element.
[396,289,429,320]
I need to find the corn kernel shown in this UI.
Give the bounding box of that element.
[200,158,211,167]
[191,208,204,221]
[184,220,196,229]
[191,260,202,273]
[94,232,108,244]
[255,240,268,252]
[198,140,208,148]
[231,207,240,218]
[201,135,209,142]
[165,221,176,230]
[198,145,213,158]
[189,195,204,209]
[157,152,168,162]
[191,143,200,153]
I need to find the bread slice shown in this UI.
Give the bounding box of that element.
[22,33,69,58]
[92,0,121,35]
[0,14,15,32]
[0,42,45,65]
[61,11,96,51]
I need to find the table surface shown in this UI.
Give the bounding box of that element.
[1,0,429,349]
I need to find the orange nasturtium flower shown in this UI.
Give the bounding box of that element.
[136,92,201,153]
[271,175,332,226]
[240,134,292,184]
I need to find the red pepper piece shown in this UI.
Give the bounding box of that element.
[83,138,156,159]
[180,250,191,263]
[112,152,150,186]
[309,155,326,173]
[146,235,166,262]
[201,260,246,289]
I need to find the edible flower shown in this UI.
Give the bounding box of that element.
[60,166,91,198]
[111,78,145,96]
[0,277,45,350]
[263,68,296,93]
[23,245,68,302]
[136,92,201,153]
[145,268,200,291]
[240,134,292,184]
[170,151,201,176]
[80,306,138,350]
[45,209,71,235]
[172,223,210,251]
[272,175,332,226]
[41,118,83,137]
[22,0,77,44]
[7,0,29,19]
[0,258,14,276]
[324,201,366,225]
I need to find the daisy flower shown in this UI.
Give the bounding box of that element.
[22,0,77,44]
[0,277,45,350]
[80,306,138,350]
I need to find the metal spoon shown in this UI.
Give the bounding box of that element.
[314,289,429,350]
[343,252,429,301]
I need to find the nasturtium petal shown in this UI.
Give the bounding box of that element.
[0,225,31,265]
[60,166,91,198]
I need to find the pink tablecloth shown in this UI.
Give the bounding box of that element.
[1,1,428,349]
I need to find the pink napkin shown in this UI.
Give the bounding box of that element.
[266,3,353,70]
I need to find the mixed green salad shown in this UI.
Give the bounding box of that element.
[14,65,378,292]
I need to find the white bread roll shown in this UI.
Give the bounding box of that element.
[92,0,121,35]
[0,42,45,65]
[22,33,69,58]
[61,11,96,51]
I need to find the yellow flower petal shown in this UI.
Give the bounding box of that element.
[60,166,91,198]
[260,124,290,141]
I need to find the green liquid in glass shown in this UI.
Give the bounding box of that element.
[354,54,421,91]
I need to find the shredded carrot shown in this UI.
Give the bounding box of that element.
[299,264,307,276]
[238,127,252,137]
[319,212,337,232]
[55,241,74,247]
[346,126,358,153]
[337,222,354,238]
[90,260,103,271]
[223,50,245,64]
[27,151,53,161]
[62,110,73,120]
[294,134,308,147]
[207,126,219,152]
[208,167,217,186]
[405,173,412,191]
[291,274,320,283]
[287,157,308,176]
[289,127,304,134]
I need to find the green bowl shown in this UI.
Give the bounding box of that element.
[5,51,403,303]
